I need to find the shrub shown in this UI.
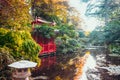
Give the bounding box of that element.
[0,28,41,64]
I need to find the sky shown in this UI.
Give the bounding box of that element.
[68,0,100,31]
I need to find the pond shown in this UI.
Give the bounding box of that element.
[31,49,94,80]
[31,52,85,80]
[31,48,120,80]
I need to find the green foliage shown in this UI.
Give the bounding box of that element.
[21,40,40,62]
[0,28,9,46]
[89,18,120,46]
[0,28,41,63]
[109,43,120,55]
[56,37,80,54]
[34,24,56,39]
[55,24,81,54]
[89,28,105,46]
[78,31,85,38]
[85,0,120,18]
[104,20,120,44]
[57,24,77,38]
[87,0,120,55]
[45,15,62,25]
[104,20,120,55]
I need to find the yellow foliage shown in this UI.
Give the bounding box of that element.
[55,76,63,80]
[84,31,90,36]
[86,51,90,54]
[33,0,68,23]
[44,0,68,4]
[0,0,31,29]
[44,0,49,4]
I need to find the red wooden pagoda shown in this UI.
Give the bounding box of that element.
[31,17,56,55]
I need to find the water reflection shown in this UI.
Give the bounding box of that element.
[32,55,57,79]
[32,51,97,80]
[40,56,56,69]
[80,51,96,80]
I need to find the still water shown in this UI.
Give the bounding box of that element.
[32,51,96,80]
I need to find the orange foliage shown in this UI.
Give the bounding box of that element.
[73,54,89,80]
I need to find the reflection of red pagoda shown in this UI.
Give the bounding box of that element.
[40,56,56,69]
[31,17,56,55]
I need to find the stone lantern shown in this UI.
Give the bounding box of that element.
[8,60,37,80]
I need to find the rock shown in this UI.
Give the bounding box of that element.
[86,68,101,80]
[97,65,120,75]
[87,74,101,80]
[32,76,49,80]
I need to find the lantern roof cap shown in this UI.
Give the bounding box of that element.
[8,60,37,69]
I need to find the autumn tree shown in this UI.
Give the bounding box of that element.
[30,0,82,54]
[0,0,31,30]
[0,0,41,65]
[67,7,81,28]
[31,0,81,28]
[31,0,68,23]
[0,1,42,79]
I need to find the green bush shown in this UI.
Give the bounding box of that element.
[0,28,41,63]
[33,25,55,39]
[109,43,120,55]
[54,24,82,54]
